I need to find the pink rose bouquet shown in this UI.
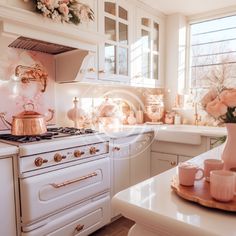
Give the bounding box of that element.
[201,88,236,123]
[24,0,94,25]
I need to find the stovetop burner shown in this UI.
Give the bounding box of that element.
[0,133,55,143]
[47,127,96,135]
[0,127,97,143]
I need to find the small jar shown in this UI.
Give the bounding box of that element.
[164,111,174,124]
[174,114,181,125]
[127,111,137,125]
[136,109,144,124]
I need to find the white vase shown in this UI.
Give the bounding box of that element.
[221,123,236,171]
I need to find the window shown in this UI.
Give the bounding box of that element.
[189,15,236,88]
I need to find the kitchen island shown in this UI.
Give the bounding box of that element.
[112,144,236,236]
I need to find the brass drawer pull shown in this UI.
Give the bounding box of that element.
[74,224,84,233]
[170,161,177,166]
[51,172,98,189]
[88,68,95,72]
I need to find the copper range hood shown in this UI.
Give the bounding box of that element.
[8,36,77,55]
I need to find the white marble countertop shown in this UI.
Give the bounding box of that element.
[0,142,18,157]
[101,124,226,139]
[112,145,236,236]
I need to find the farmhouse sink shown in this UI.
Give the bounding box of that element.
[155,125,226,145]
[155,128,202,145]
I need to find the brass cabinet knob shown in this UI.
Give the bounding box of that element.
[74,150,85,158]
[170,161,177,166]
[34,157,48,167]
[113,147,121,151]
[88,68,95,72]
[54,153,66,162]
[90,147,100,155]
[75,224,84,232]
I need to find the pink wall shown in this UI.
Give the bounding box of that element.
[0,47,55,130]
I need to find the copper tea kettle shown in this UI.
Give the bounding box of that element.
[0,103,54,136]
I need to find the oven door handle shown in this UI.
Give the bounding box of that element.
[50,172,98,189]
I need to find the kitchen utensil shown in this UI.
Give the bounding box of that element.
[0,103,54,136]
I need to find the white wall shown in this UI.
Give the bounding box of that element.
[165,13,187,110]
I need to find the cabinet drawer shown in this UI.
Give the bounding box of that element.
[22,195,110,236]
[151,152,177,176]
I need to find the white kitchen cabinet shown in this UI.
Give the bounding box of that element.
[112,132,152,217]
[178,155,192,163]
[112,140,130,196]
[131,8,162,88]
[130,137,151,185]
[150,136,221,176]
[0,157,17,236]
[98,0,132,83]
[151,152,178,176]
[112,138,130,217]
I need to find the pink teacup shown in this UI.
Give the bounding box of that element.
[210,170,236,202]
[204,159,224,182]
[178,162,204,186]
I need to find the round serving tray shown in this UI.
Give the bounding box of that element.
[171,176,236,212]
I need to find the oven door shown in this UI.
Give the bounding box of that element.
[20,157,110,224]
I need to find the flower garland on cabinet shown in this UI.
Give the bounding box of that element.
[23,0,94,25]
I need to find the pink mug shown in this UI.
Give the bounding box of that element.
[210,170,236,202]
[204,159,224,182]
[178,162,204,186]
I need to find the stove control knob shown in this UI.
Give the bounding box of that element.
[90,147,100,155]
[54,153,66,162]
[74,150,85,158]
[35,157,48,167]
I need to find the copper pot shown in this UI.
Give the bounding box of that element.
[0,103,54,136]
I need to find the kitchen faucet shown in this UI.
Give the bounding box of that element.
[194,102,201,126]
[15,64,48,92]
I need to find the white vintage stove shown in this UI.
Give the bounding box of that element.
[0,127,111,236]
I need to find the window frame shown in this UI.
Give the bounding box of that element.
[186,12,236,92]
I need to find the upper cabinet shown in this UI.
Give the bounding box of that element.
[98,0,132,83]
[131,8,163,87]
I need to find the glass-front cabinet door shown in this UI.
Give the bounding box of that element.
[99,0,131,83]
[131,8,161,87]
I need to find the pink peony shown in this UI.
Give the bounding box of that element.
[41,0,54,7]
[206,98,227,118]
[61,0,69,3]
[219,89,236,108]
[201,89,218,107]
[58,3,69,15]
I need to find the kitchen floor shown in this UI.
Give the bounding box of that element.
[90,217,134,236]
